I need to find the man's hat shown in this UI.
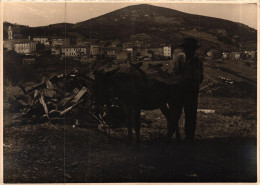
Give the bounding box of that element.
[180,38,199,49]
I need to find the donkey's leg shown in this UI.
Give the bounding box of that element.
[164,104,181,142]
[121,103,133,144]
[127,121,133,143]
[175,120,181,142]
[160,104,169,115]
[169,102,182,141]
[160,104,170,122]
[160,104,174,141]
[126,109,133,143]
[134,108,141,144]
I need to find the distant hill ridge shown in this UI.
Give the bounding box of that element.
[3,4,257,50]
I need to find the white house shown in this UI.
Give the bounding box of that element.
[62,45,87,57]
[4,39,36,54]
[13,40,36,54]
[163,46,171,58]
[33,36,50,46]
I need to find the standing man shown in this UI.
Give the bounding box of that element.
[171,38,203,141]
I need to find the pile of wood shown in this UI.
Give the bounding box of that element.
[13,68,93,123]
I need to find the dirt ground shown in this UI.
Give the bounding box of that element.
[3,97,257,183]
[3,59,257,183]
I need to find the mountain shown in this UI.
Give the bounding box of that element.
[3,4,257,50]
[73,4,256,50]
[39,22,74,29]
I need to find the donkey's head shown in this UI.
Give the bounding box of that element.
[91,67,119,114]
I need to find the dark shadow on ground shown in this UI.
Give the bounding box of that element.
[64,136,257,183]
[4,122,257,183]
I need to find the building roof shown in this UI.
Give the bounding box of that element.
[147,46,163,49]
[51,46,62,49]
[107,47,121,51]
[117,51,128,55]
[4,39,34,43]
[33,36,50,38]
[50,36,67,39]
[90,45,100,47]
[62,45,87,48]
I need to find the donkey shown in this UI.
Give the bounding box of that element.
[92,63,180,143]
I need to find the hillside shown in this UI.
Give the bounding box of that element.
[74,4,256,49]
[3,4,257,50]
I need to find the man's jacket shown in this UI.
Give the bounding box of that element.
[173,52,204,86]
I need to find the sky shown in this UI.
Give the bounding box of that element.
[2,1,258,29]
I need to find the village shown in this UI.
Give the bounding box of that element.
[3,25,257,65]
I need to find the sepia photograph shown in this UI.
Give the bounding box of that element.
[1,1,258,183]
